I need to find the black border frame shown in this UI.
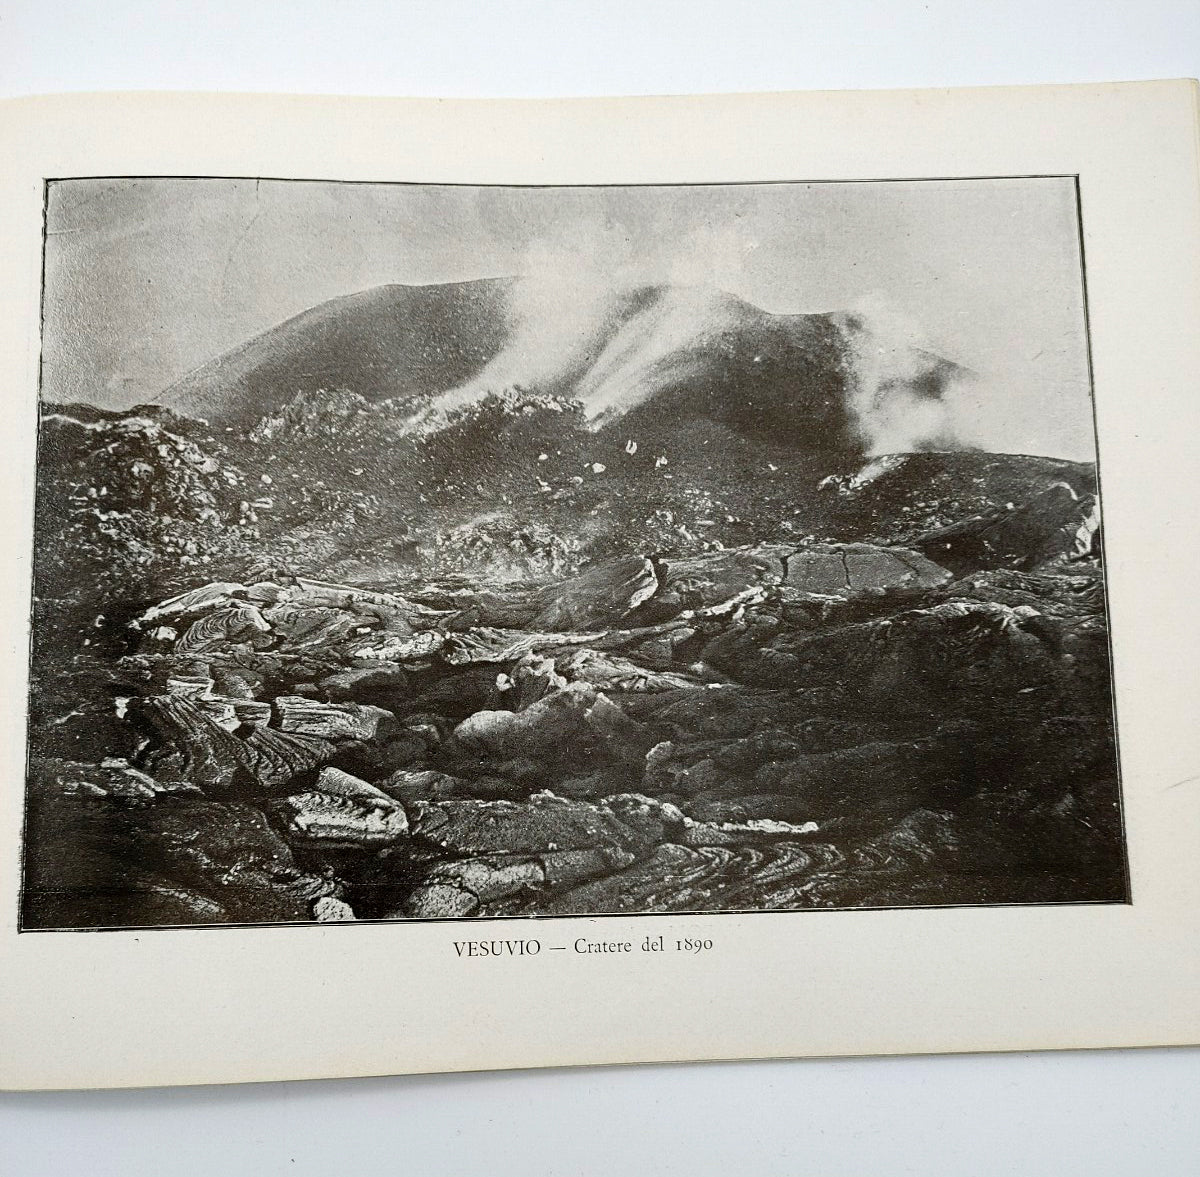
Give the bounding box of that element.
[18,172,1130,932]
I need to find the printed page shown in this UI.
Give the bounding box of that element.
[0,81,1197,1089]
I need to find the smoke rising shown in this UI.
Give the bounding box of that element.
[44,177,1096,460]
[449,218,762,399]
[452,243,993,458]
[840,292,964,454]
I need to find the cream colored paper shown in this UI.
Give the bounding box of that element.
[1,81,1198,1090]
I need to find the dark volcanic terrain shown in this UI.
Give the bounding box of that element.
[23,284,1124,928]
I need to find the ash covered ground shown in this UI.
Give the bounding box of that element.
[22,282,1125,927]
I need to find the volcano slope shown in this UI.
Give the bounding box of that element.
[162,280,968,450]
[22,381,1124,928]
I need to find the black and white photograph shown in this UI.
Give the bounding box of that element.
[22,174,1126,930]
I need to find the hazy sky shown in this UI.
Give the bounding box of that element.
[42,175,1096,459]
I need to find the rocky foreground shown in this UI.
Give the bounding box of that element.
[23,474,1125,926]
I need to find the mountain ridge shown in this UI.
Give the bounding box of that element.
[164,277,516,427]
[160,278,975,454]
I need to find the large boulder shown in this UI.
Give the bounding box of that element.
[533,555,661,631]
[782,543,951,596]
[447,681,656,770]
[912,484,1100,575]
[407,791,684,858]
